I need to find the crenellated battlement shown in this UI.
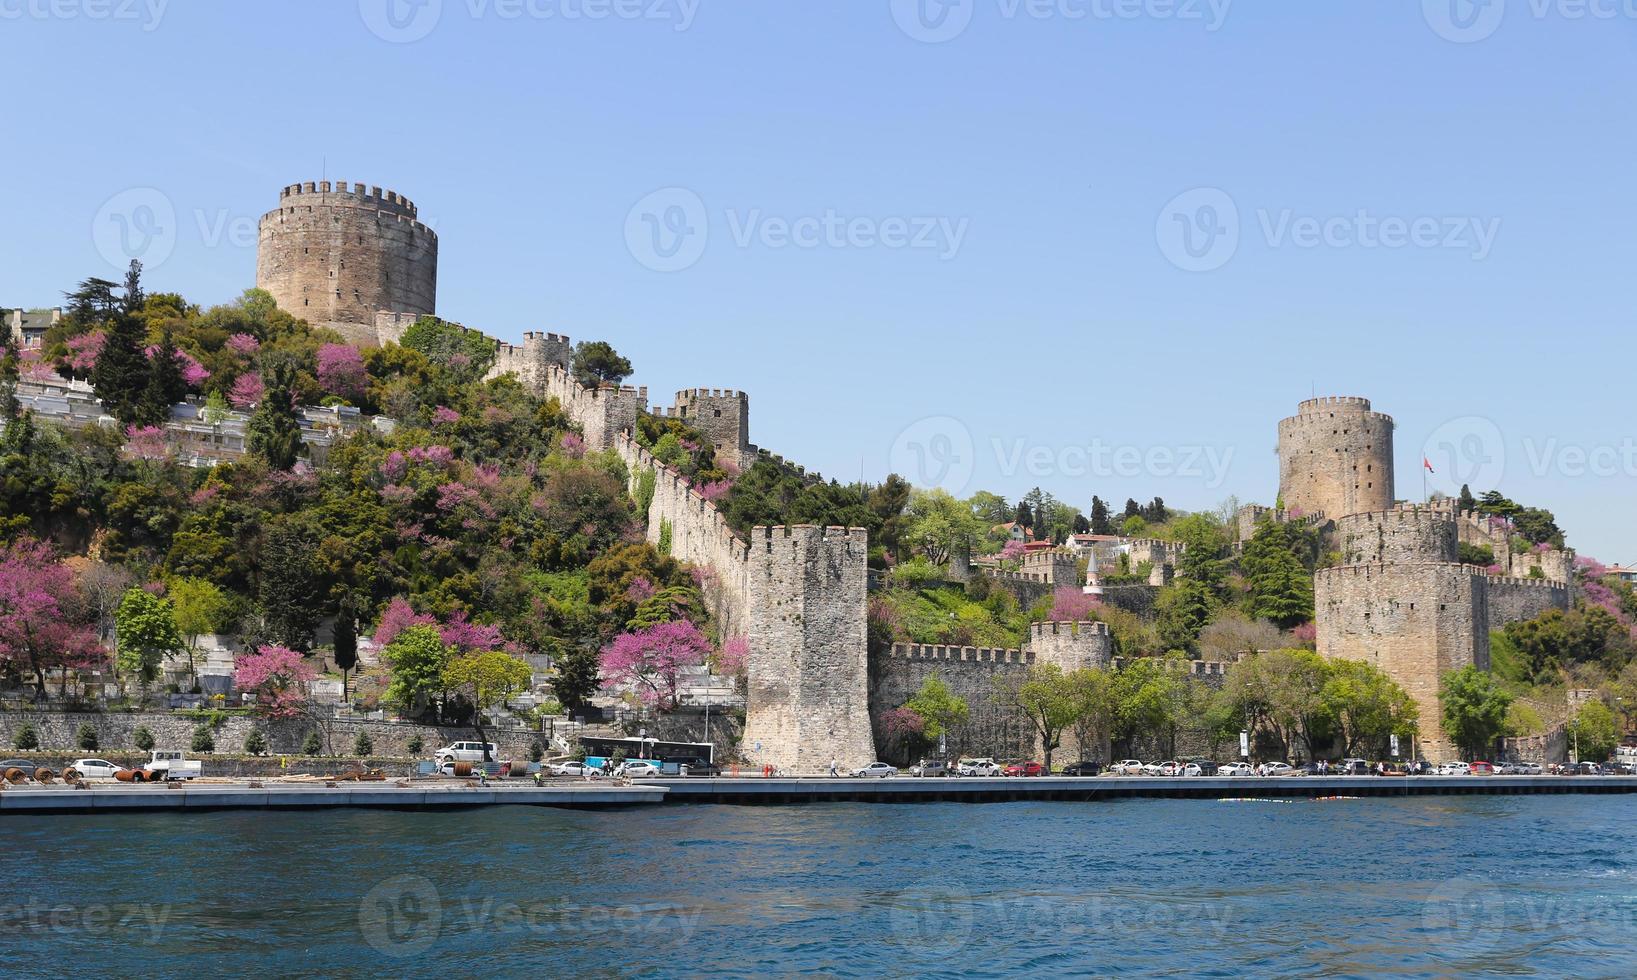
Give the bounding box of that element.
[1297,395,1372,413]
[889,643,1035,665]
[1029,620,1111,641]
[279,180,418,217]
[675,388,748,402]
[1110,656,1230,677]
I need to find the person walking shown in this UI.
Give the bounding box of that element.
[828,757,838,778]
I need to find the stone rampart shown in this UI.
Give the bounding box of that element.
[1335,505,1459,565]
[1487,575,1571,627]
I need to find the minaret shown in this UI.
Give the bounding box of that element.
[1083,549,1104,597]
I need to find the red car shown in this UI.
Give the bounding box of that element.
[1470,760,1494,775]
[1004,761,1045,777]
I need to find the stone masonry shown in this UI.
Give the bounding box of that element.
[1277,396,1395,520]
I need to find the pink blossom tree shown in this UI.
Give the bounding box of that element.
[145,345,210,388]
[316,343,367,400]
[1047,586,1097,622]
[374,596,437,647]
[560,433,586,458]
[716,635,749,675]
[234,644,318,718]
[698,480,732,503]
[431,405,461,426]
[229,371,264,409]
[0,540,103,701]
[599,619,712,710]
[65,332,104,375]
[226,333,261,357]
[124,425,171,462]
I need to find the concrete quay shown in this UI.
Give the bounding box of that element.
[0,781,667,814]
[644,774,1637,804]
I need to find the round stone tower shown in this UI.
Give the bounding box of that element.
[1277,396,1395,520]
[256,181,438,346]
[1334,503,1458,566]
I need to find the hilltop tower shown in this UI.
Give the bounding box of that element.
[256,181,438,346]
[670,388,752,470]
[1277,396,1394,521]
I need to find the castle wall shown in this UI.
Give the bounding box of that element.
[669,388,752,470]
[1486,576,1571,628]
[871,645,1040,763]
[256,182,437,342]
[1335,504,1459,565]
[1027,620,1113,672]
[1316,562,1489,760]
[1277,396,1394,520]
[1126,539,1182,586]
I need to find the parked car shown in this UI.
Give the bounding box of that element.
[1572,762,1604,775]
[1155,761,1185,777]
[1110,760,1146,776]
[1004,761,1045,777]
[550,760,597,777]
[1376,761,1409,775]
[1437,761,1471,776]
[1298,762,1322,776]
[680,761,721,777]
[1469,761,1495,775]
[853,762,898,778]
[1408,760,1436,775]
[1181,762,1207,777]
[1602,761,1633,775]
[1338,759,1372,775]
[1060,761,1101,777]
[435,741,499,765]
[1185,759,1219,776]
[146,750,201,781]
[957,758,1003,777]
[66,758,125,781]
[1258,762,1295,777]
[0,759,38,779]
[909,759,950,777]
[617,760,661,778]
[1516,761,1542,775]
[1217,762,1253,777]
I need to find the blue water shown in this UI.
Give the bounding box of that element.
[3,797,1636,977]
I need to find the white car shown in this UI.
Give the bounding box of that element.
[957,758,1002,777]
[1182,763,1205,777]
[1218,762,1254,777]
[853,762,897,778]
[1437,761,1471,776]
[1258,762,1295,777]
[68,758,123,780]
[617,760,661,778]
[1110,760,1146,775]
[550,760,599,777]
[435,741,499,765]
[1515,762,1543,776]
[1156,761,1184,777]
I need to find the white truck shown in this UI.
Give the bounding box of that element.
[146,750,202,781]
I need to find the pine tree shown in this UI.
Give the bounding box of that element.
[333,596,358,702]
[1089,496,1112,535]
[122,259,145,313]
[138,328,187,425]
[1241,519,1315,628]
[258,521,323,652]
[1014,501,1032,528]
[1458,484,1477,515]
[91,311,150,425]
[1123,498,1141,520]
[247,360,303,470]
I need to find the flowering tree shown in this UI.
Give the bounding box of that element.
[1048,586,1097,622]
[145,345,210,388]
[0,540,102,701]
[123,425,171,462]
[715,635,749,676]
[698,480,732,503]
[316,343,367,400]
[560,433,586,458]
[234,644,317,718]
[225,333,260,357]
[65,332,104,375]
[374,596,437,647]
[998,539,1027,563]
[599,619,712,710]
[431,405,461,426]
[228,370,264,409]
[443,650,532,759]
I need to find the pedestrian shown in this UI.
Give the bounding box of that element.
[828,758,838,777]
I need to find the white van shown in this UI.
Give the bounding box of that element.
[435,741,499,765]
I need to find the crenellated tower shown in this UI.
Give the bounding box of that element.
[1277,396,1395,521]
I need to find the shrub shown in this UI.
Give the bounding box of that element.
[132,726,155,752]
[354,731,373,757]
[528,741,544,763]
[301,730,323,756]
[191,726,215,753]
[406,734,423,754]
[243,729,268,756]
[75,722,99,751]
[13,724,38,750]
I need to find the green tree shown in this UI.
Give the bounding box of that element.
[1439,665,1513,760]
[1568,699,1618,763]
[1089,496,1112,535]
[333,597,359,703]
[132,726,155,751]
[903,675,970,749]
[551,644,602,712]
[1457,484,1477,515]
[76,722,99,750]
[904,489,985,567]
[91,310,150,424]
[993,662,1080,771]
[571,340,633,387]
[1064,667,1113,764]
[169,577,229,690]
[258,521,323,652]
[115,587,184,691]
[13,723,37,750]
[139,327,188,425]
[382,624,451,720]
[1109,655,1188,759]
[354,730,374,758]
[1156,579,1216,653]
[247,360,303,470]
[1241,518,1315,628]
[243,729,268,756]
[443,649,532,760]
[1320,659,1418,757]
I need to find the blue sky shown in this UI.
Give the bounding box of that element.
[3,1,1635,560]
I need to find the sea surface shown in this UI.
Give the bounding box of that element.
[3,796,1636,977]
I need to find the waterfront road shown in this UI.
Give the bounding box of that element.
[644,774,1637,804]
[0,780,667,814]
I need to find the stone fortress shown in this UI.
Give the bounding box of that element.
[1271,397,1574,760]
